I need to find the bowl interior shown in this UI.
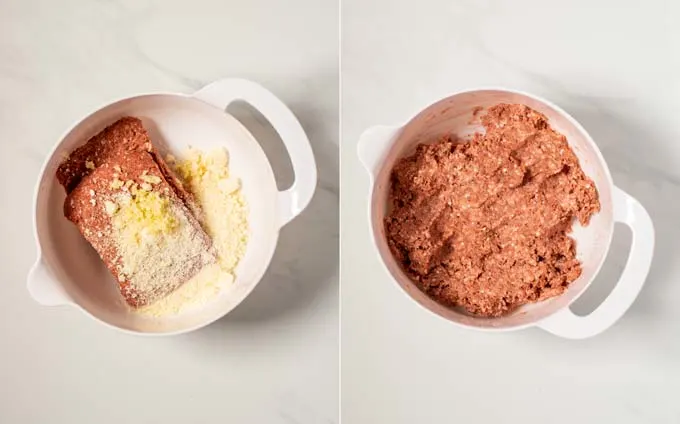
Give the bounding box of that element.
[371,89,615,329]
[35,94,279,333]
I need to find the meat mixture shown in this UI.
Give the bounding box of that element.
[385,104,600,317]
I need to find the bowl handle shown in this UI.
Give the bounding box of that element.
[357,125,402,178]
[27,258,71,306]
[193,78,317,227]
[537,186,654,339]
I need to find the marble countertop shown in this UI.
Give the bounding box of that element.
[0,1,338,423]
[342,0,680,423]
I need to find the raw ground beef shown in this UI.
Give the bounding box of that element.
[385,104,600,317]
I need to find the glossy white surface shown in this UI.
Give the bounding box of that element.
[1,0,338,422]
[342,0,679,422]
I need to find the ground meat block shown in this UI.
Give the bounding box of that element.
[57,117,216,307]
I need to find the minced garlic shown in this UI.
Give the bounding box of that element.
[138,147,249,316]
[112,189,178,247]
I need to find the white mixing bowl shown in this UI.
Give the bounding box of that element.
[28,78,316,335]
[358,88,654,339]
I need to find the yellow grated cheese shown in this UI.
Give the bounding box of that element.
[138,147,249,316]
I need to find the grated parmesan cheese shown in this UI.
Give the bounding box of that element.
[137,147,248,316]
[109,187,214,305]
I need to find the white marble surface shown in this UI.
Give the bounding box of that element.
[0,1,338,423]
[342,0,680,423]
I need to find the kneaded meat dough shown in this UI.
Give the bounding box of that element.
[385,104,600,317]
